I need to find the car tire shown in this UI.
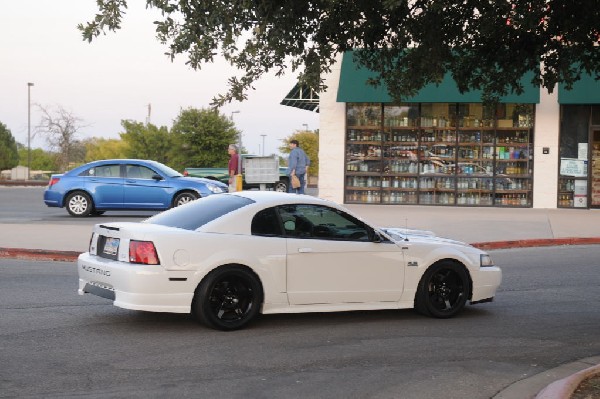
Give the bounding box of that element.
[192,266,263,331]
[415,261,470,318]
[66,191,93,217]
[274,178,288,193]
[173,191,198,207]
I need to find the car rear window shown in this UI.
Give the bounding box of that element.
[144,194,254,230]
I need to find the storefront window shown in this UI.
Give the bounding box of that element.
[345,102,535,207]
[558,106,590,208]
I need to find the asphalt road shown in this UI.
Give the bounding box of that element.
[1,245,599,398]
[0,186,159,224]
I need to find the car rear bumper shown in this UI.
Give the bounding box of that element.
[78,252,194,313]
[43,190,62,207]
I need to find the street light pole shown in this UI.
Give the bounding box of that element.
[27,82,34,180]
[260,134,266,156]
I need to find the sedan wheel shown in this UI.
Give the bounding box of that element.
[274,179,288,192]
[415,261,470,318]
[173,192,198,207]
[66,191,93,217]
[193,266,262,331]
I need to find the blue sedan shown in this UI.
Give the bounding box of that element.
[44,159,228,217]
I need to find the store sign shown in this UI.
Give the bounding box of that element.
[560,158,588,177]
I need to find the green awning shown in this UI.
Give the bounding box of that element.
[280,83,319,112]
[337,51,540,104]
[558,73,600,104]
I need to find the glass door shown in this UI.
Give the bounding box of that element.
[592,130,600,208]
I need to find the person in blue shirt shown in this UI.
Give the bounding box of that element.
[286,139,311,194]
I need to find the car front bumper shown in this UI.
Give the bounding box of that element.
[470,266,502,303]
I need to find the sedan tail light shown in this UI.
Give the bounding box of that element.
[129,240,160,265]
[48,177,60,187]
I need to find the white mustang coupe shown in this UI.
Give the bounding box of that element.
[78,191,501,330]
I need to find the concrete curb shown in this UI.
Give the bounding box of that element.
[0,247,80,262]
[472,237,600,250]
[535,363,600,399]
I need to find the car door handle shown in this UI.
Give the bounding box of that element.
[298,248,313,253]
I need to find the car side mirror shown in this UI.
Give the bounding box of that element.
[152,174,163,181]
[371,230,383,243]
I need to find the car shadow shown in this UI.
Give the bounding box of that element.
[94,306,496,334]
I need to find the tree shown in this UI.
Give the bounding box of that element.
[35,104,86,172]
[0,122,19,171]
[279,131,319,176]
[84,137,129,162]
[169,107,239,171]
[80,1,600,105]
[17,147,59,171]
[119,121,173,163]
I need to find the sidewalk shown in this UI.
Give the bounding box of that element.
[1,204,599,257]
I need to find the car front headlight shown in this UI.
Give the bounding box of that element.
[206,183,225,193]
[480,254,494,267]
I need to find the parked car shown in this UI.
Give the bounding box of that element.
[78,191,502,330]
[44,159,227,217]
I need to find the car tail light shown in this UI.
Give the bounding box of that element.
[48,177,60,187]
[129,240,160,265]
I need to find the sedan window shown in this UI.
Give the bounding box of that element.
[126,165,156,179]
[277,204,372,241]
[84,165,121,178]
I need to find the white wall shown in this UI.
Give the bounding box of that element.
[533,87,560,208]
[318,54,346,204]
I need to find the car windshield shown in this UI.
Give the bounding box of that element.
[151,162,183,178]
[144,194,254,230]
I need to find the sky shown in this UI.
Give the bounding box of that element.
[0,1,319,159]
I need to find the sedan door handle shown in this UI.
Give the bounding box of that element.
[298,248,313,253]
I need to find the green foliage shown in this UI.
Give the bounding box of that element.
[169,107,239,171]
[80,1,600,105]
[0,122,19,170]
[279,131,319,176]
[84,137,129,162]
[17,148,59,171]
[119,121,173,164]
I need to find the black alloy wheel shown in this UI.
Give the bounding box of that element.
[415,261,470,318]
[66,191,93,217]
[193,266,262,331]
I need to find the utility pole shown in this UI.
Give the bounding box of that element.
[27,82,34,180]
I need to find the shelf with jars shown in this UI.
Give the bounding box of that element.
[557,177,588,208]
[344,103,535,207]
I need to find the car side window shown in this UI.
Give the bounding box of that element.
[277,204,372,242]
[251,208,283,237]
[85,165,121,178]
[126,165,156,179]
